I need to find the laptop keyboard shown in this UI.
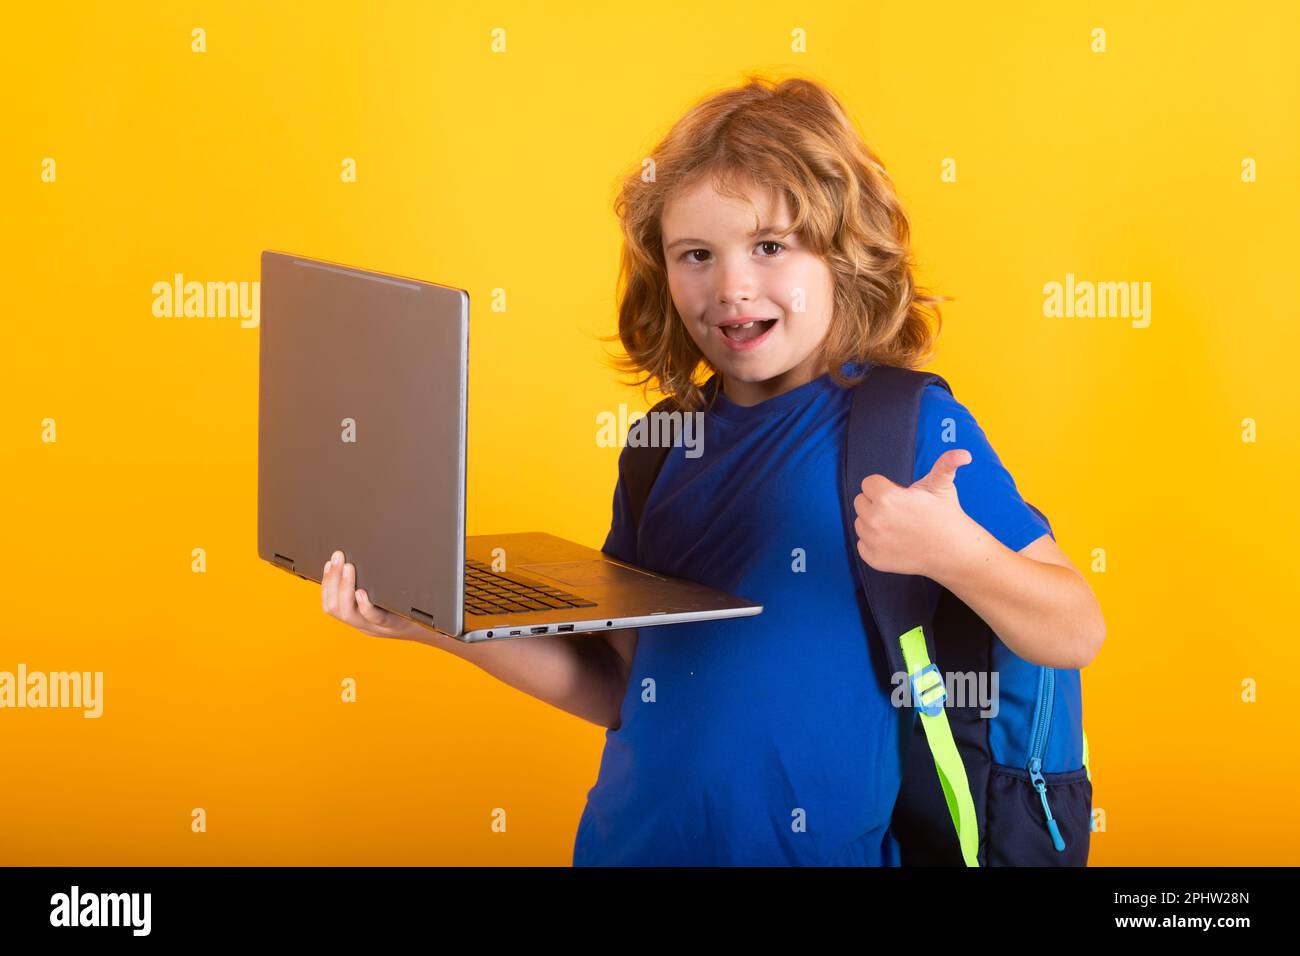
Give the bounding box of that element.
[463,558,597,616]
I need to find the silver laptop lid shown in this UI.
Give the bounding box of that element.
[257,250,468,636]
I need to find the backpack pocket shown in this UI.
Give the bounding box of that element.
[987,764,1092,866]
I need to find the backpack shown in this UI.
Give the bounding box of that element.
[619,362,1094,866]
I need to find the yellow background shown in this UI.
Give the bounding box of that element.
[3,1,1296,865]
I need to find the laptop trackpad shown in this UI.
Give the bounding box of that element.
[518,561,667,588]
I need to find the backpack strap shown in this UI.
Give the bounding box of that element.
[623,402,675,531]
[844,362,980,867]
[622,375,721,532]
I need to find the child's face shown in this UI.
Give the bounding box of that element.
[660,175,835,406]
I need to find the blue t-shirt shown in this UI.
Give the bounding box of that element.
[572,366,1050,866]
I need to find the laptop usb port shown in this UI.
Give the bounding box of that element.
[530,626,549,635]
[558,624,574,633]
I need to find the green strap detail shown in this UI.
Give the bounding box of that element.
[1083,729,1091,782]
[899,625,980,868]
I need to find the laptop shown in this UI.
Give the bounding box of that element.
[257,250,763,642]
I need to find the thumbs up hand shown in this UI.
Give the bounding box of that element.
[853,448,974,577]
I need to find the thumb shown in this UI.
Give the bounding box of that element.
[913,448,971,493]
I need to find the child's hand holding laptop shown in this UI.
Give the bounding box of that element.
[320,548,435,644]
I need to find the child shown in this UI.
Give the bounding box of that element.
[571,74,1105,865]
[321,74,1104,868]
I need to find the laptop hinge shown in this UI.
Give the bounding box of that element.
[273,553,295,572]
[409,607,435,627]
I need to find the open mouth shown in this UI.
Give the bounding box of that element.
[718,318,777,344]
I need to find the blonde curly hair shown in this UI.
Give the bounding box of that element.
[602,73,947,412]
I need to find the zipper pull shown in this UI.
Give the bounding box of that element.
[1029,757,1067,852]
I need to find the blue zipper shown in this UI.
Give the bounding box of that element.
[1026,667,1066,852]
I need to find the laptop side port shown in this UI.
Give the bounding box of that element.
[558,624,574,633]
[530,626,549,635]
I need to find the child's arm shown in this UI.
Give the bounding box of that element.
[854,450,1105,669]
[322,553,631,729]
[928,521,1105,669]
[418,627,633,730]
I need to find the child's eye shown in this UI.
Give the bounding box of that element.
[679,241,787,264]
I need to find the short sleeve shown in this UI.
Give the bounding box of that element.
[914,384,1052,552]
[601,444,639,564]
